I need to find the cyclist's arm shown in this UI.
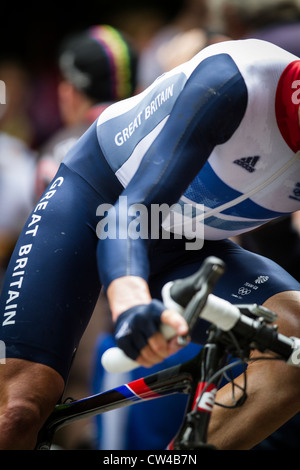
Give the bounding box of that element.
[98,54,248,364]
[107,275,152,322]
[99,54,248,290]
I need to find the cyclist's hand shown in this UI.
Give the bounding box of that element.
[114,300,188,368]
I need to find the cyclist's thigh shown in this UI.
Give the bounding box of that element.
[0,164,102,383]
[150,237,300,303]
[148,237,300,342]
[206,239,300,305]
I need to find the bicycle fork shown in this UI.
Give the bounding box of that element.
[169,329,226,450]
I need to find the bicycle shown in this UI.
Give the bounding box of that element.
[35,256,300,450]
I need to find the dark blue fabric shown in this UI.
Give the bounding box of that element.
[63,120,123,203]
[0,164,103,381]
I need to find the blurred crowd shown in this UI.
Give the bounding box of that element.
[1,0,300,450]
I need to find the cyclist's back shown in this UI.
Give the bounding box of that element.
[66,39,300,245]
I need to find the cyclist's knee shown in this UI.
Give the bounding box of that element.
[263,290,300,337]
[0,399,43,448]
[0,359,64,449]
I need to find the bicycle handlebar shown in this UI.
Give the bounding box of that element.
[101,257,300,373]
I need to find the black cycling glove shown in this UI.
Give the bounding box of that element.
[114,299,165,360]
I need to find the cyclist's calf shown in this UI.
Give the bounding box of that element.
[208,290,300,449]
[263,290,300,401]
[251,290,300,416]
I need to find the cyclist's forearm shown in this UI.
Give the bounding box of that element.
[106,275,188,332]
[107,275,152,321]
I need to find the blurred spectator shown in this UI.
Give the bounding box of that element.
[137,0,229,90]
[35,25,139,199]
[0,60,35,147]
[28,66,62,149]
[0,132,35,288]
[156,26,229,72]
[109,6,167,53]
[217,0,300,48]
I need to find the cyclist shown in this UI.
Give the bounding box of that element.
[1,38,300,449]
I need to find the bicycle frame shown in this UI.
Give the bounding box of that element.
[170,328,230,450]
[36,359,194,449]
[36,325,235,450]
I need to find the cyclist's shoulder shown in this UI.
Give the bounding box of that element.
[194,39,297,80]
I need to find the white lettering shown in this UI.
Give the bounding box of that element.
[25,225,39,237]
[114,85,174,146]
[28,213,41,227]
[115,111,143,146]
[2,310,16,326]
[102,454,138,467]
[34,201,48,212]
[145,85,173,120]
[147,454,197,465]
[10,277,24,289]
[40,189,57,202]
[49,176,64,189]
[144,105,151,120]
[6,290,19,304]
[2,177,64,326]
[114,132,123,146]
[12,270,25,277]
[19,244,32,256]
[197,388,217,413]
[14,258,28,271]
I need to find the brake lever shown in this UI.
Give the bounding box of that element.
[234,304,277,324]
